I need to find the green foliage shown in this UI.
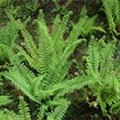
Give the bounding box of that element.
[1,0,120,119]
[2,10,90,119]
[79,6,105,37]
[25,0,39,12]
[0,96,30,120]
[0,11,19,61]
[0,96,70,120]
[82,36,120,119]
[0,95,12,107]
[51,0,73,13]
[0,0,10,7]
[0,72,12,109]
[102,0,120,35]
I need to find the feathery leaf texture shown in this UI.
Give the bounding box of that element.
[103,0,120,34]
[83,36,120,117]
[2,10,90,120]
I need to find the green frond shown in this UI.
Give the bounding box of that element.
[0,44,8,61]
[52,11,72,52]
[17,20,37,60]
[8,50,36,84]
[47,99,70,120]
[102,0,118,33]
[46,39,86,87]
[18,96,31,120]
[0,97,31,120]
[38,9,48,31]
[103,0,115,28]
[37,105,48,120]
[111,0,120,24]
[17,46,37,70]
[52,14,61,36]
[0,96,12,107]
[80,6,87,18]
[4,110,21,120]
[86,37,99,75]
[37,19,55,75]
[83,36,120,117]
[52,75,93,98]
[100,40,116,78]
[0,21,18,48]
[78,6,105,37]
[0,111,17,120]
[2,10,88,120]
[3,70,38,103]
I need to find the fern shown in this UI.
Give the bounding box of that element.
[0,96,12,107]
[82,36,120,118]
[37,105,47,120]
[18,96,31,120]
[47,99,70,120]
[78,6,105,37]
[0,74,12,109]
[0,96,30,120]
[0,111,17,120]
[2,10,91,120]
[0,11,19,62]
[0,96,70,120]
[0,0,9,7]
[102,0,120,34]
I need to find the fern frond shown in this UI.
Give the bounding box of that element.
[100,40,116,78]
[0,44,8,61]
[83,36,120,117]
[86,37,99,75]
[3,70,38,103]
[37,105,47,120]
[47,99,70,120]
[37,19,55,75]
[52,75,93,98]
[17,20,37,60]
[103,0,117,33]
[78,6,105,36]
[18,96,31,120]
[0,111,17,120]
[52,11,72,52]
[0,20,18,48]
[0,96,12,107]
[52,14,61,36]
[37,9,48,32]
[4,110,21,120]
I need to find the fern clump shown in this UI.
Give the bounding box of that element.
[2,10,91,120]
[82,36,120,118]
